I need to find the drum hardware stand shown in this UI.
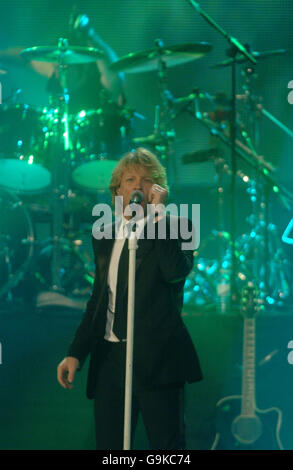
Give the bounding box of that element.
[131,40,178,190]
[196,154,233,313]
[188,0,257,308]
[0,239,13,302]
[96,89,110,158]
[181,100,292,311]
[0,191,35,304]
[38,38,88,297]
[234,63,292,308]
[151,39,178,191]
[257,105,293,141]
[180,79,293,307]
[236,57,267,293]
[242,59,291,305]
[49,38,72,292]
[181,149,235,312]
[236,177,291,308]
[225,125,290,308]
[213,156,233,312]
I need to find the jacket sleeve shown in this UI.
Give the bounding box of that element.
[154,216,195,283]
[67,237,101,368]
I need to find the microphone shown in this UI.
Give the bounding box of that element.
[129,190,144,205]
[125,191,144,233]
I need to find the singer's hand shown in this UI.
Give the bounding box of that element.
[57,356,80,390]
[148,184,168,208]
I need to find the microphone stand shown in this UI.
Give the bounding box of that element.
[50,38,72,291]
[187,0,257,307]
[123,209,140,450]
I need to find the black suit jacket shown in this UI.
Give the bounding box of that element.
[67,215,203,399]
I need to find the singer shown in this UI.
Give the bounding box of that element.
[57,147,203,450]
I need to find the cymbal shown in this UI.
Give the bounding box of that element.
[212,49,287,68]
[19,45,104,65]
[132,134,161,145]
[110,42,213,73]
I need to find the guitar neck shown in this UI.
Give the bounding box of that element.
[241,316,256,416]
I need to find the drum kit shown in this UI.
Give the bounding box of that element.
[181,70,293,314]
[0,27,292,313]
[0,37,215,307]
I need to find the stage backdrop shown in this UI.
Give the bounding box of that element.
[0,0,293,451]
[0,0,293,189]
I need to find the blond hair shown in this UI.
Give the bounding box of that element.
[109,147,168,204]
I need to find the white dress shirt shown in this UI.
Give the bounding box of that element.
[104,215,148,342]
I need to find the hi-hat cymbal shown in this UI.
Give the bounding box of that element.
[20,45,104,65]
[110,42,213,73]
[212,49,287,68]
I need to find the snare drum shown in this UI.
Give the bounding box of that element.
[0,104,51,194]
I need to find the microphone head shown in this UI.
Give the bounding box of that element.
[129,190,144,205]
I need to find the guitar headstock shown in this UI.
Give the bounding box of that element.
[240,282,265,318]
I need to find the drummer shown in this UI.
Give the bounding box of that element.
[0,14,128,197]
[45,13,125,113]
[0,14,125,111]
[37,14,127,165]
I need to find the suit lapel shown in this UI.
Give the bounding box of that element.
[96,224,116,282]
[96,221,155,298]
[135,238,155,271]
[120,237,155,297]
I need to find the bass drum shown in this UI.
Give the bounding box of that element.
[0,188,34,299]
[0,104,51,194]
[71,102,131,193]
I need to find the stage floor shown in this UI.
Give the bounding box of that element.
[0,301,293,450]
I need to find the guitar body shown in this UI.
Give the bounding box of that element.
[211,284,284,451]
[211,395,284,450]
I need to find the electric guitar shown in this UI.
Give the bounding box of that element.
[211,284,284,450]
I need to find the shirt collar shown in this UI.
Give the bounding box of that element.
[115,214,149,240]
